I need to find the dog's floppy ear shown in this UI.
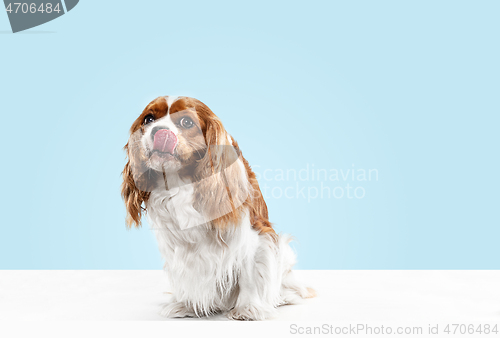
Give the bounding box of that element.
[121,139,159,228]
[121,151,147,228]
[192,102,250,229]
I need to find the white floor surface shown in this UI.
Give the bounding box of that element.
[0,270,499,321]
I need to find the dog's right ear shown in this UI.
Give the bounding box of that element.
[121,143,148,228]
[121,141,160,228]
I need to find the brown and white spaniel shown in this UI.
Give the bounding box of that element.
[121,96,314,320]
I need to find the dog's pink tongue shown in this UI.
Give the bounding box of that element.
[153,129,177,154]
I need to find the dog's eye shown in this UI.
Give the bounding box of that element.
[180,117,194,129]
[144,114,155,125]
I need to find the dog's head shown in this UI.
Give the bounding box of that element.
[121,96,249,228]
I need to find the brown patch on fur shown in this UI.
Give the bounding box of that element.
[305,287,317,298]
[239,152,276,236]
[121,161,149,228]
[121,144,157,228]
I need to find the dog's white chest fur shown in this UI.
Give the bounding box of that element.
[145,175,310,319]
[146,177,259,314]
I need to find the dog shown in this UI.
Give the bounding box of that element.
[121,96,314,320]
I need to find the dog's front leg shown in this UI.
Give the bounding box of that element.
[228,250,279,320]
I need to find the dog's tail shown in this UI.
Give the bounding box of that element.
[278,234,317,304]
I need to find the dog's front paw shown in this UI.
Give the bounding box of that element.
[227,303,276,321]
[160,301,196,318]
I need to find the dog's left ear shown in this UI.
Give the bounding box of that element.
[192,106,250,229]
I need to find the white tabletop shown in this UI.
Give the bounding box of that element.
[0,270,499,321]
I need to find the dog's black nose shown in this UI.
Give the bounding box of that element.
[151,126,169,139]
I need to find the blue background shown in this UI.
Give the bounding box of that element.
[1,1,499,269]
